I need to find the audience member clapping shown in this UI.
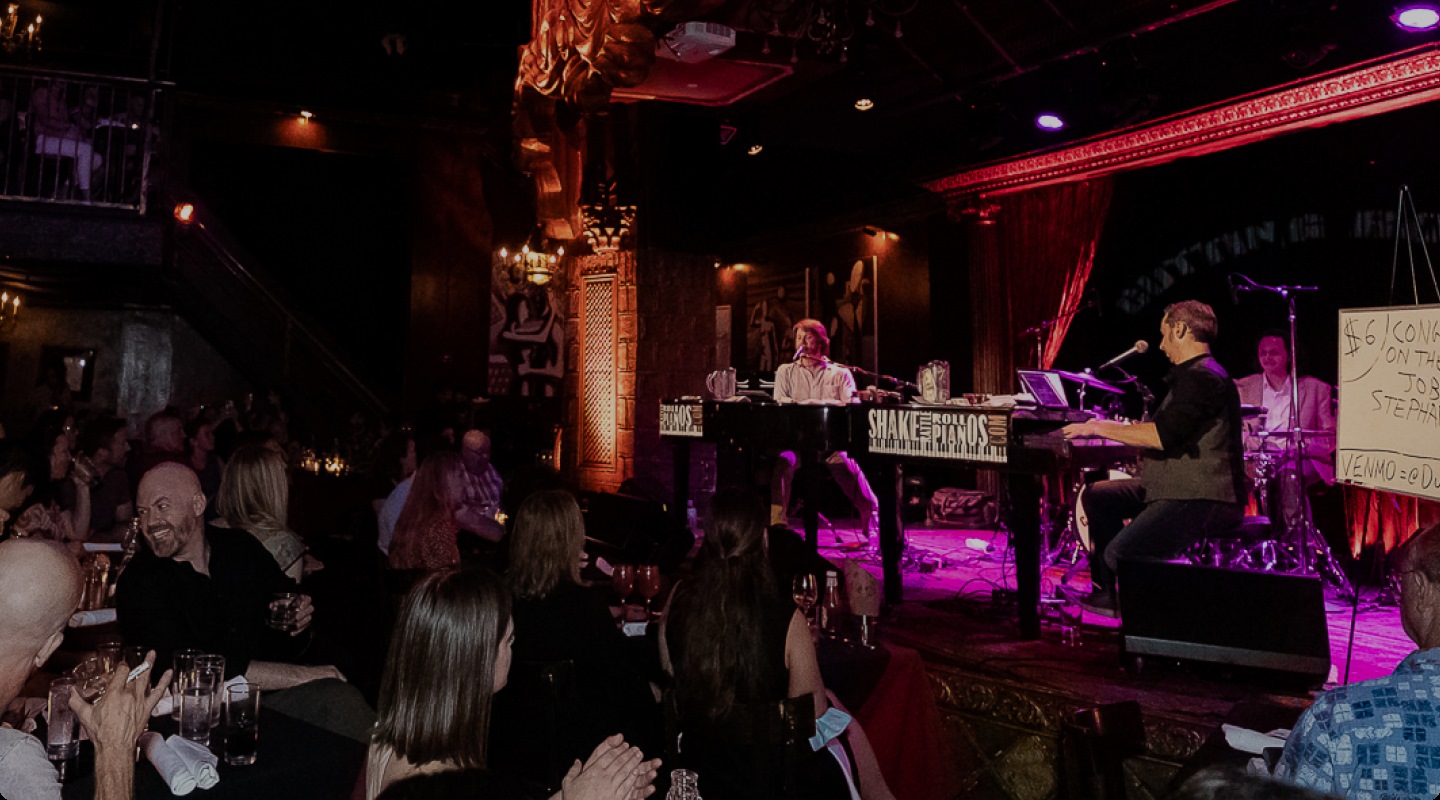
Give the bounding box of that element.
[366,566,659,800]
[492,490,663,788]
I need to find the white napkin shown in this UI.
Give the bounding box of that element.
[168,735,220,789]
[153,674,247,718]
[1222,724,1288,754]
[68,609,117,627]
[141,731,197,795]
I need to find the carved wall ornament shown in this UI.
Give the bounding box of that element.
[926,47,1440,201]
[518,0,727,112]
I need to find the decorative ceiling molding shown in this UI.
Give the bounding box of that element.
[924,45,1440,203]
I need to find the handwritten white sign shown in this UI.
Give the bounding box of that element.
[1336,304,1440,502]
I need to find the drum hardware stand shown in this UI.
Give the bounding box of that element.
[1232,274,1355,600]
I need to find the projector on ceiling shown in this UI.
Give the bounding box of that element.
[658,21,736,64]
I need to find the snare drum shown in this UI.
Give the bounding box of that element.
[1074,469,1134,552]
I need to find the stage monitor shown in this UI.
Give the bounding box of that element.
[1017,370,1070,409]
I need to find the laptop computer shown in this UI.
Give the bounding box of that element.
[1017,370,1071,410]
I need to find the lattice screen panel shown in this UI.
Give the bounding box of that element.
[581,274,618,468]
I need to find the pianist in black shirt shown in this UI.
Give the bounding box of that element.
[1060,300,1246,617]
[771,319,879,542]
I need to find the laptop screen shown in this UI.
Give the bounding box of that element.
[1017,370,1070,409]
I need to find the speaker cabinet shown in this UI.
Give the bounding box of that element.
[1119,559,1330,682]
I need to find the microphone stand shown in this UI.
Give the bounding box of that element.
[1231,274,1352,600]
[1020,299,1097,369]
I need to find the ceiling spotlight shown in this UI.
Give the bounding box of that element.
[174,202,195,223]
[854,98,875,111]
[1393,3,1440,30]
[1035,113,1066,131]
[747,144,764,156]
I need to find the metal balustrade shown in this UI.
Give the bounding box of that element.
[0,66,167,212]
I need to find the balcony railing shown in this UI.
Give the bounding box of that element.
[0,66,168,213]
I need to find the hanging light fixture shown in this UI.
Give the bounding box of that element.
[747,0,919,60]
[497,233,565,286]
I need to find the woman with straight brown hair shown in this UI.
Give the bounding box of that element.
[492,490,662,789]
[388,452,464,572]
[367,566,658,800]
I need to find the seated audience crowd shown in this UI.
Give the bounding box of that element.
[0,394,912,800]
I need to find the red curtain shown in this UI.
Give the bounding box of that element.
[996,179,1114,373]
[1344,487,1440,556]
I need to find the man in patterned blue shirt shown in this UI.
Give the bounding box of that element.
[1276,520,1440,799]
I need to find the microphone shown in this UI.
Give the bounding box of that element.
[1227,274,1240,306]
[794,346,805,362]
[1097,340,1150,371]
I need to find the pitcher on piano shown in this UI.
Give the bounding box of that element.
[771,319,879,543]
[1060,300,1247,618]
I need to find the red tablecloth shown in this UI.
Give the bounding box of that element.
[855,643,959,800]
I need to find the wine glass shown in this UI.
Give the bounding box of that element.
[636,565,662,618]
[792,573,819,626]
[612,563,635,606]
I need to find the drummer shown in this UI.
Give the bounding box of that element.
[1234,331,1336,489]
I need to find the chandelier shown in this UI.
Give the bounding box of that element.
[1,4,41,56]
[747,0,919,60]
[581,184,636,253]
[497,239,565,286]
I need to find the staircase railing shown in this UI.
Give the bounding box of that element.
[167,197,389,421]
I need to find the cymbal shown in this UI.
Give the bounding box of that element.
[1053,370,1124,394]
[1240,404,1266,418]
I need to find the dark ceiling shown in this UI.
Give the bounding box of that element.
[673,0,1440,181]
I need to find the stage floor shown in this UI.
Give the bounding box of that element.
[811,521,1414,794]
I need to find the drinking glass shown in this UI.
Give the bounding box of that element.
[71,656,107,701]
[636,565,661,618]
[179,684,213,746]
[197,654,226,727]
[122,646,149,670]
[792,573,819,625]
[171,648,202,720]
[268,593,299,632]
[611,563,635,605]
[47,677,78,779]
[224,685,261,766]
[96,638,123,674]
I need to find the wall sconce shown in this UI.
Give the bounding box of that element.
[581,183,637,253]
[498,241,565,286]
[0,290,21,330]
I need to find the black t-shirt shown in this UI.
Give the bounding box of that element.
[115,526,300,678]
[1144,354,1247,503]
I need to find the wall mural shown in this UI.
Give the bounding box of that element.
[489,262,565,398]
[742,256,879,374]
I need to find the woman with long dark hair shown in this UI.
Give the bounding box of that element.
[492,490,662,788]
[660,487,881,800]
[389,452,465,571]
[367,567,659,800]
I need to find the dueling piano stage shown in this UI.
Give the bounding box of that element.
[659,399,1137,640]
